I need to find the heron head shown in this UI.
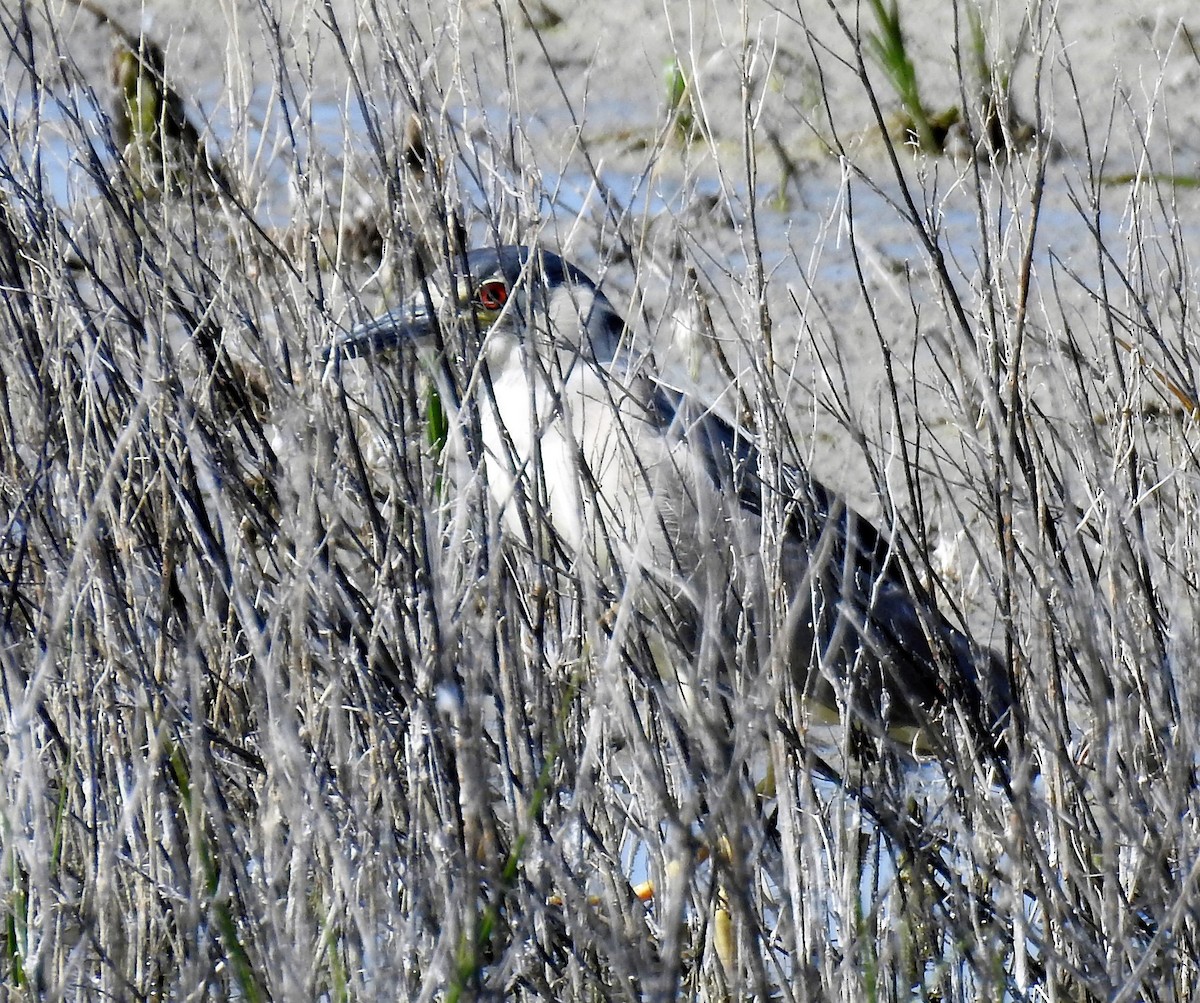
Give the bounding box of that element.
[328,245,628,369]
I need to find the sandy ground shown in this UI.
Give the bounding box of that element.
[32,1,1200,170]
[35,2,1200,161]
[9,0,1200,518]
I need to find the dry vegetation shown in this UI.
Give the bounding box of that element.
[1,0,1199,999]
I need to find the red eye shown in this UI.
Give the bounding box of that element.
[475,279,508,312]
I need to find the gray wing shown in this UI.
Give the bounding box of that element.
[644,382,1012,753]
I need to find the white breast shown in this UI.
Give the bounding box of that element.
[475,350,748,608]
[473,339,685,571]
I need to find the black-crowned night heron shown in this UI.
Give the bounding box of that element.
[329,245,1013,760]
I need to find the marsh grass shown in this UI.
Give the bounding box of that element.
[0,0,1198,1000]
[865,0,946,153]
